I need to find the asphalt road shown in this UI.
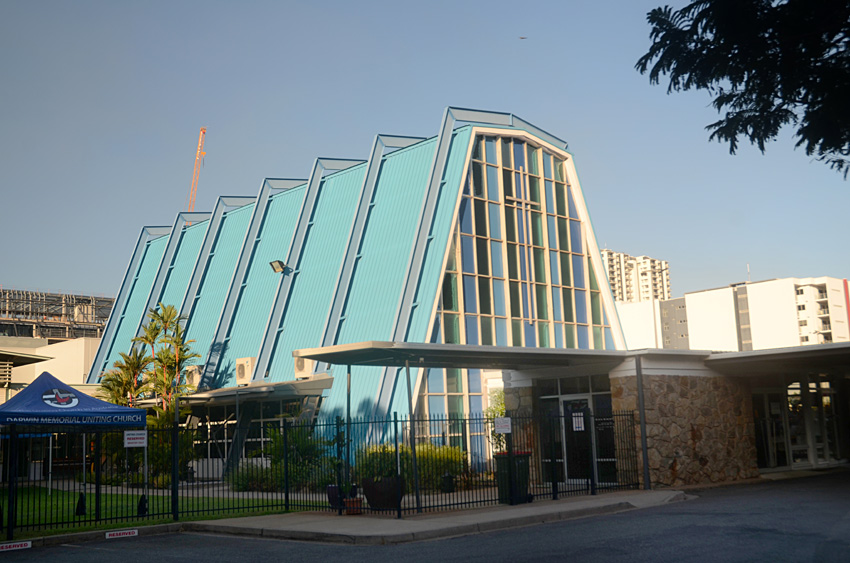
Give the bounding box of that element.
[6,471,850,563]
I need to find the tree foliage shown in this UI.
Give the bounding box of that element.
[636,0,850,175]
[99,347,150,406]
[97,302,200,410]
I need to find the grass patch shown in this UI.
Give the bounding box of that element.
[4,486,329,540]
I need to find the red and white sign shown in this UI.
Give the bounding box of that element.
[106,529,139,539]
[124,430,147,448]
[494,417,512,434]
[0,541,32,551]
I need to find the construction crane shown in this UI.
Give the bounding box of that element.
[187,127,206,213]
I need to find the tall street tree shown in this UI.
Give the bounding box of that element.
[636,0,850,176]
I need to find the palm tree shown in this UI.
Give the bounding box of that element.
[167,322,200,396]
[134,303,196,411]
[99,348,151,406]
[132,317,161,379]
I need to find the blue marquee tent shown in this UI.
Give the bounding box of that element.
[0,372,148,540]
[0,371,145,427]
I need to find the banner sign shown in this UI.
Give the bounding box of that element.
[0,541,32,551]
[106,529,139,539]
[124,430,147,448]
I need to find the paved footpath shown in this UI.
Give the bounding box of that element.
[19,488,687,548]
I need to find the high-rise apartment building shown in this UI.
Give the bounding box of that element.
[600,249,671,303]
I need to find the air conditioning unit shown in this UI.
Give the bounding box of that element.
[184,365,202,387]
[293,357,315,380]
[235,357,256,384]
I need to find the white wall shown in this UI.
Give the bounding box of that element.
[747,279,800,349]
[826,278,850,342]
[616,300,661,349]
[685,288,739,351]
[8,338,101,402]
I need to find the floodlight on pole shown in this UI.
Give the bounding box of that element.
[269,260,287,273]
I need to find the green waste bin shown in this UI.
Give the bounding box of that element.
[495,452,531,504]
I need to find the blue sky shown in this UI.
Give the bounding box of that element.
[1,0,847,298]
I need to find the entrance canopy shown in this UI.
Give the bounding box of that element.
[179,374,334,407]
[293,341,628,371]
[0,371,145,427]
[705,342,850,377]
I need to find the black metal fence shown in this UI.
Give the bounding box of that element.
[0,410,638,539]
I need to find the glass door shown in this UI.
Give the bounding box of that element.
[562,397,591,480]
[538,397,564,483]
[752,392,789,469]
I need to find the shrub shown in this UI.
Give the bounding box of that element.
[226,464,283,492]
[354,444,411,483]
[354,443,464,492]
[414,444,464,490]
[151,472,170,489]
[287,459,338,492]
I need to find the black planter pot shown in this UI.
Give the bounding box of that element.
[361,476,405,510]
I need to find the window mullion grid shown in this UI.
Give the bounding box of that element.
[538,168,558,348]
[497,137,516,347]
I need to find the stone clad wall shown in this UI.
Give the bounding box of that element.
[611,374,759,487]
[503,385,533,416]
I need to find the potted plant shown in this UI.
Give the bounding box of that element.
[343,493,363,515]
[357,444,407,510]
[326,482,358,510]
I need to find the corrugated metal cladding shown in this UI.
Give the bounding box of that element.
[405,126,473,343]
[184,203,254,360]
[388,126,472,416]
[335,138,438,344]
[267,166,365,382]
[322,128,473,420]
[322,138,439,421]
[158,221,208,310]
[213,185,306,387]
[100,234,169,374]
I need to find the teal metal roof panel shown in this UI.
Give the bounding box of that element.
[336,138,437,344]
[267,165,365,382]
[185,203,254,359]
[320,128,472,419]
[212,186,306,387]
[386,126,472,416]
[158,221,208,309]
[318,364,387,421]
[101,234,169,371]
[406,126,473,344]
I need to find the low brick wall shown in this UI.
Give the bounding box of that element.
[612,374,759,487]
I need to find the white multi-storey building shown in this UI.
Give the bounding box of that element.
[601,249,671,303]
[619,276,850,351]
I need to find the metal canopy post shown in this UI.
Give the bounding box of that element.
[405,360,421,513]
[635,355,651,490]
[7,425,18,540]
[346,364,351,488]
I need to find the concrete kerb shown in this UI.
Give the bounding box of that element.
[28,523,182,549]
[15,489,690,548]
